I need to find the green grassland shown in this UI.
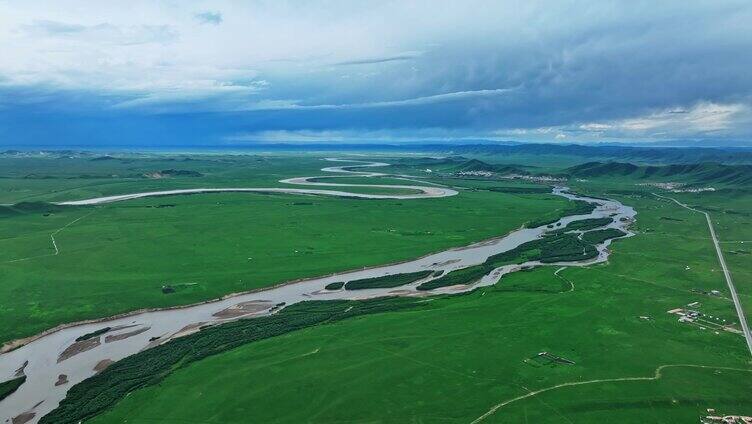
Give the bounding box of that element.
[0,153,414,204]
[86,178,751,423]
[0,154,573,344]
[6,152,751,423]
[42,297,433,424]
[671,190,752,321]
[565,178,752,324]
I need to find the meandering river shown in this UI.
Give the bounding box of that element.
[0,159,635,423]
[56,158,458,205]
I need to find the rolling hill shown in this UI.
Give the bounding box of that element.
[566,162,752,185]
[445,144,752,164]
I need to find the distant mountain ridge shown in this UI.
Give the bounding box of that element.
[221,143,752,164]
[5,143,752,164]
[566,162,752,185]
[445,144,752,164]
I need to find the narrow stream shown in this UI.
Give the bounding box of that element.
[0,159,635,423]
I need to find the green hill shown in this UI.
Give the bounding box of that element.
[566,161,752,185]
[445,144,752,164]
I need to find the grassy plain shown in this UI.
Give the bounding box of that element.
[0,154,413,204]
[672,190,752,320]
[89,181,752,423]
[6,152,751,423]
[566,177,752,323]
[0,153,571,344]
[43,297,432,424]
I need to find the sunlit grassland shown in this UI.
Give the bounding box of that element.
[0,154,570,344]
[568,178,752,327]
[89,184,752,424]
[0,154,418,204]
[670,190,752,320]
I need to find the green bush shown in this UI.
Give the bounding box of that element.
[417,264,493,290]
[344,270,433,290]
[75,327,111,342]
[0,376,26,401]
[560,217,612,232]
[418,223,626,291]
[581,228,627,245]
[526,199,597,228]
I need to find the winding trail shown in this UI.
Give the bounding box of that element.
[5,210,96,263]
[471,364,752,423]
[49,211,96,256]
[553,267,575,293]
[653,193,752,356]
[0,159,636,424]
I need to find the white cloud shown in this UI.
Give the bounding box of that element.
[110,81,268,111]
[578,123,612,131]
[226,127,512,143]
[580,102,750,137]
[0,1,438,94]
[228,130,352,143]
[19,20,177,45]
[493,102,752,142]
[249,87,519,111]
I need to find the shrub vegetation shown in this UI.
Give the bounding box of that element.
[344,270,433,290]
[41,297,430,424]
[526,200,596,228]
[0,376,26,401]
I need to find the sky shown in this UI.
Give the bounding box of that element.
[1,0,751,147]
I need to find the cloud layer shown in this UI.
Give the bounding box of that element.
[1,0,751,146]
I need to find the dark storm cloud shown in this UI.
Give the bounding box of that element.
[2,0,751,145]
